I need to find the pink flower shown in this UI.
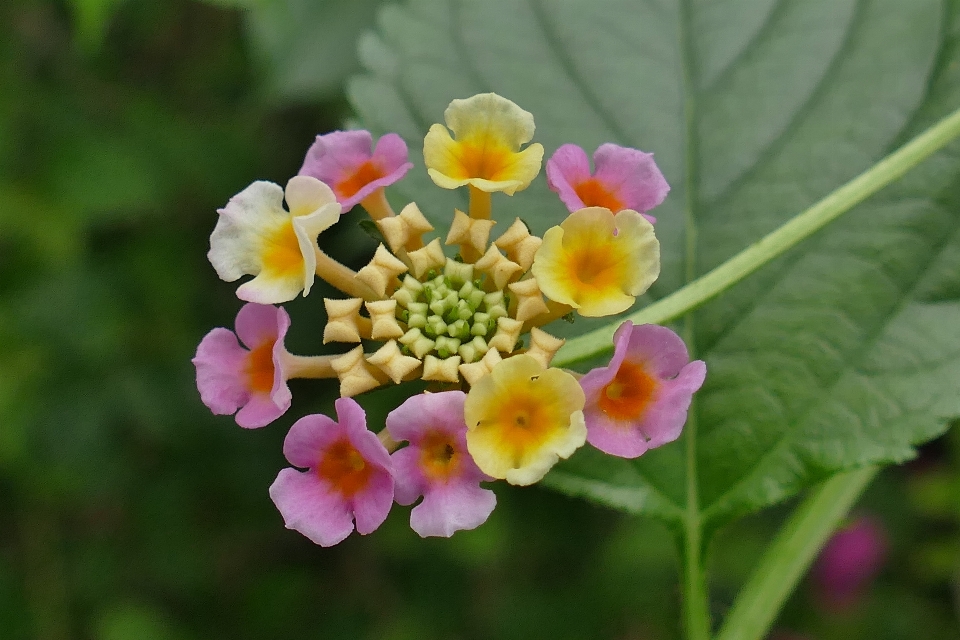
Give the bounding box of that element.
[193,303,293,429]
[387,391,496,537]
[269,398,394,546]
[546,143,669,223]
[813,515,888,610]
[299,130,413,212]
[579,322,706,458]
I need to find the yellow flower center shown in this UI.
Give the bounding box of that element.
[245,341,276,393]
[574,178,624,212]
[418,431,461,481]
[317,438,372,497]
[598,361,658,421]
[336,160,386,199]
[262,221,304,278]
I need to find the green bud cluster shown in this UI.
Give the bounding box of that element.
[393,259,510,363]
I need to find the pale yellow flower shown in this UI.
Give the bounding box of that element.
[464,355,585,486]
[531,207,660,317]
[423,93,544,195]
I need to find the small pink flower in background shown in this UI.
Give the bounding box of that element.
[813,515,888,610]
[387,391,496,537]
[193,303,293,429]
[579,322,706,458]
[269,398,394,547]
[299,130,413,212]
[546,143,669,223]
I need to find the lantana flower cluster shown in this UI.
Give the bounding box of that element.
[194,93,706,545]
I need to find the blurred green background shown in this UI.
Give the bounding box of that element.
[1,1,959,639]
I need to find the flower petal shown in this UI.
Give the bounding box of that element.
[592,143,669,214]
[193,327,249,415]
[208,181,287,283]
[545,143,592,211]
[235,391,290,429]
[269,468,355,547]
[284,175,339,218]
[411,481,496,538]
[283,412,340,468]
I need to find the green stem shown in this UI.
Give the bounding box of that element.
[714,466,879,640]
[682,405,711,640]
[553,105,960,368]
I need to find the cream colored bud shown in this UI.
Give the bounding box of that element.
[356,244,409,297]
[330,346,384,397]
[323,298,369,344]
[474,245,523,290]
[422,354,462,383]
[365,299,404,340]
[377,202,434,253]
[494,218,543,271]
[445,209,496,256]
[367,340,421,384]
[407,238,447,279]
[458,346,502,386]
[487,316,524,353]
[525,327,566,368]
[507,277,550,323]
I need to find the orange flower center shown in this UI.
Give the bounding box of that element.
[263,222,303,278]
[573,178,624,212]
[598,361,658,421]
[336,160,386,199]
[493,395,554,454]
[245,342,275,393]
[317,438,373,497]
[567,241,621,289]
[418,431,461,482]
[453,141,512,181]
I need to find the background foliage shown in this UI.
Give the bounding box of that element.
[1,1,958,639]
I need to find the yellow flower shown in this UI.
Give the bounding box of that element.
[464,355,585,486]
[531,207,660,317]
[423,93,544,195]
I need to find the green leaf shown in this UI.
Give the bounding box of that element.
[244,0,386,101]
[349,0,960,530]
